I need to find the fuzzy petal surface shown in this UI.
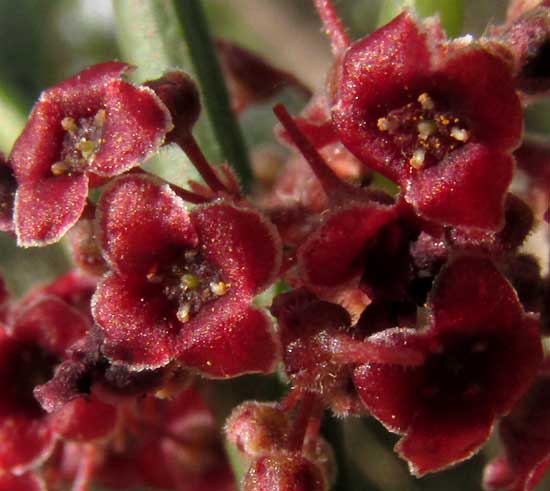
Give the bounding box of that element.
[14,175,88,247]
[92,271,180,369]
[192,202,281,295]
[405,146,514,230]
[179,293,279,377]
[98,175,197,275]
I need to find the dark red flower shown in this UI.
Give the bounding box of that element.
[353,256,543,476]
[0,291,114,474]
[483,374,550,491]
[10,61,172,247]
[93,174,281,374]
[272,289,424,416]
[52,389,234,491]
[331,12,522,230]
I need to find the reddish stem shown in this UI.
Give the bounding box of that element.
[328,332,425,367]
[273,104,351,197]
[313,0,350,55]
[287,392,318,452]
[171,185,212,204]
[176,133,228,193]
[71,444,97,491]
[279,386,304,413]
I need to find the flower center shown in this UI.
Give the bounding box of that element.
[6,341,58,416]
[422,335,490,404]
[50,109,107,176]
[376,92,470,170]
[146,249,229,323]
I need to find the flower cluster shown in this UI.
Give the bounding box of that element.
[0,0,548,490]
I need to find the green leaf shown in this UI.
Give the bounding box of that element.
[0,84,27,154]
[174,0,253,192]
[113,0,220,162]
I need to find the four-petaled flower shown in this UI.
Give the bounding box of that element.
[10,61,172,246]
[92,174,281,375]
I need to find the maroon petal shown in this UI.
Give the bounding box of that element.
[179,294,280,377]
[437,45,522,151]
[396,407,494,476]
[14,175,88,247]
[406,146,513,230]
[0,414,55,474]
[49,61,130,95]
[12,296,90,356]
[0,472,45,491]
[353,328,428,433]
[333,12,434,182]
[88,80,172,176]
[298,203,397,288]
[98,175,197,275]
[93,272,181,369]
[51,396,117,442]
[9,98,65,183]
[430,256,524,334]
[192,202,282,295]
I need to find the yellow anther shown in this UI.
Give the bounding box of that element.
[181,274,199,290]
[418,93,435,111]
[377,117,391,132]
[210,281,229,296]
[94,109,107,127]
[417,120,436,140]
[176,303,191,323]
[61,117,78,132]
[450,127,470,142]
[77,140,95,159]
[51,161,69,176]
[409,148,426,169]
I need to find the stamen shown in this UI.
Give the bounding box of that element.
[377,117,392,132]
[181,274,199,290]
[409,148,426,169]
[61,117,78,132]
[51,161,70,176]
[418,93,435,111]
[77,140,95,159]
[450,127,470,142]
[176,303,191,323]
[209,281,229,296]
[417,120,436,140]
[94,109,107,127]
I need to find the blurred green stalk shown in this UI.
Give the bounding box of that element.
[377,0,464,36]
[0,85,26,154]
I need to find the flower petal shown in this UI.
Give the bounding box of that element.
[437,46,522,152]
[14,175,88,247]
[0,413,55,474]
[406,146,513,230]
[97,175,197,275]
[298,202,397,289]
[430,256,524,334]
[88,80,172,176]
[396,407,494,476]
[92,272,180,369]
[179,294,280,378]
[353,328,428,433]
[51,396,117,442]
[12,296,90,356]
[0,473,45,491]
[192,202,282,295]
[333,12,434,182]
